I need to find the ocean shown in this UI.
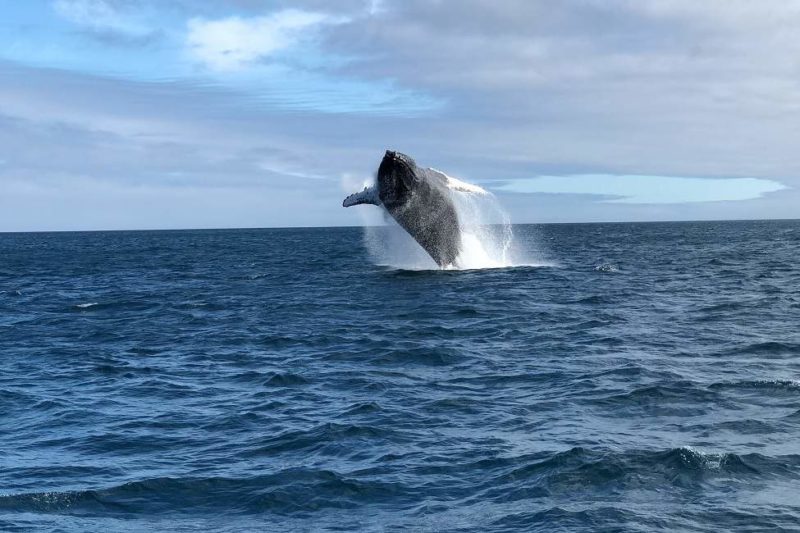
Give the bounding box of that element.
[1,220,799,532]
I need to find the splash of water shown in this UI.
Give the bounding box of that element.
[447,181,515,270]
[344,172,541,271]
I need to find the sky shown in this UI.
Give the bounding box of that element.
[0,0,798,231]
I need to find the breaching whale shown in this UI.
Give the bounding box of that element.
[343,151,467,268]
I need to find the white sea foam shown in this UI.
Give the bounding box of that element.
[75,302,98,309]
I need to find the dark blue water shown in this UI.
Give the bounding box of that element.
[2,221,799,532]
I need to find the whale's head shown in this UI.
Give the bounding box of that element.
[377,150,418,206]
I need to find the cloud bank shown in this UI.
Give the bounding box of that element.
[0,1,797,230]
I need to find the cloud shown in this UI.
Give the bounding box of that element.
[324,0,800,90]
[497,175,787,204]
[314,1,800,180]
[53,0,153,38]
[179,7,436,115]
[0,60,388,231]
[186,9,344,71]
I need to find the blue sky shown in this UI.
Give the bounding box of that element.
[0,0,797,231]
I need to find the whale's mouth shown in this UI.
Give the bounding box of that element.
[384,150,414,168]
[380,151,416,192]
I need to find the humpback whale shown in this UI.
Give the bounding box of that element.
[343,151,468,268]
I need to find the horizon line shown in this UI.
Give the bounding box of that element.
[1,216,799,235]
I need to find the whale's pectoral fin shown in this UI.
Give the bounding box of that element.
[343,185,381,207]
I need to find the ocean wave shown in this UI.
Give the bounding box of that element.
[589,381,725,416]
[573,294,614,304]
[697,301,744,313]
[593,264,619,273]
[263,372,310,387]
[729,342,800,356]
[709,379,800,390]
[2,447,793,518]
[491,507,641,531]
[370,346,465,366]
[69,299,159,312]
[242,422,397,458]
[707,379,800,403]
[0,289,23,296]
[0,470,407,515]
[468,446,792,504]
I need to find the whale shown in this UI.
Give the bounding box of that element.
[343,151,465,268]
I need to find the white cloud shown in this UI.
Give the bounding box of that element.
[186,10,342,72]
[368,0,385,16]
[53,0,149,36]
